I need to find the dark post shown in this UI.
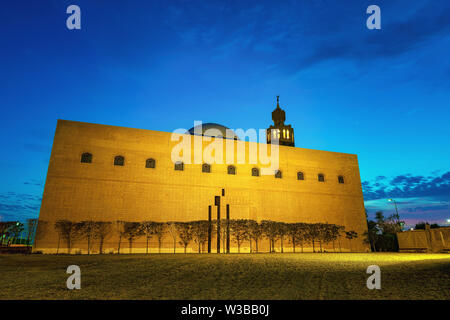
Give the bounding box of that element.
[215,196,220,253]
[208,205,212,253]
[226,204,230,253]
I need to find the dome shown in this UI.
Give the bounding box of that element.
[187,123,239,140]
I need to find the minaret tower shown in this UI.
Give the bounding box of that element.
[266,96,295,147]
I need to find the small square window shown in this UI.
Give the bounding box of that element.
[146,158,156,168]
[275,170,282,179]
[114,156,124,166]
[175,161,184,171]
[202,163,211,173]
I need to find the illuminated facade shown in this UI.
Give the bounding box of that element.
[36,102,369,253]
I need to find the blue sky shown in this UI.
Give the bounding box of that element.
[0,0,449,227]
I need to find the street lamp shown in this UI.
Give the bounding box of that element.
[388,198,401,226]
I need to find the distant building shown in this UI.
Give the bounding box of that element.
[36,99,369,253]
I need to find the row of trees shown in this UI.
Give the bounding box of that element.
[364,211,403,252]
[0,219,38,246]
[49,219,359,254]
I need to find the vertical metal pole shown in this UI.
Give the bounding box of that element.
[226,204,230,254]
[208,205,212,253]
[217,204,220,253]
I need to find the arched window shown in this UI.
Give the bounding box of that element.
[114,155,124,166]
[146,158,156,168]
[227,165,236,175]
[81,152,92,163]
[297,172,304,180]
[275,170,282,179]
[202,163,211,173]
[174,161,184,171]
[318,173,325,182]
[338,175,345,184]
[252,167,260,177]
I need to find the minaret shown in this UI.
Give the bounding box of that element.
[266,96,295,147]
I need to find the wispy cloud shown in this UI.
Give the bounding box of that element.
[363,171,450,226]
[363,171,450,201]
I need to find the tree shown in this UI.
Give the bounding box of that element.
[316,223,329,252]
[364,220,378,252]
[261,220,278,252]
[371,211,401,252]
[124,222,143,253]
[218,219,227,253]
[54,220,82,254]
[9,222,24,245]
[276,222,288,253]
[141,221,157,254]
[78,221,96,254]
[191,220,209,253]
[328,224,344,253]
[153,223,166,253]
[93,221,112,254]
[307,223,320,253]
[0,221,15,246]
[345,230,358,252]
[287,223,298,252]
[230,219,248,253]
[166,222,178,253]
[415,222,439,230]
[26,218,38,246]
[296,223,310,253]
[176,222,193,253]
[115,221,127,254]
[247,220,263,253]
[33,220,48,249]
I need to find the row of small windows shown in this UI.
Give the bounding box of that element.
[80,152,345,183]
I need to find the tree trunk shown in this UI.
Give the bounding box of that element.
[292,236,296,253]
[118,234,122,254]
[173,239,176,253]
[281,236,284,253]
[56,235,60,254]
[238,240,241,253]
[158,238,162,253]
[249,238,252,253]
[255,239,259,253]
[146,236,149,254]
[87,236,91,255]
[184,244,187,253]
[99,237,104,254]
[338,238,342,253]
[319,240,322,252]
[312,239,315,253]
[129,238,133,254]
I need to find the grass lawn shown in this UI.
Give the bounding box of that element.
[0,253,449,300]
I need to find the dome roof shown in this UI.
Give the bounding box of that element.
[187,123,239,140]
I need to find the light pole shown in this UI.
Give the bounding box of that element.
[388,198,401,227]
